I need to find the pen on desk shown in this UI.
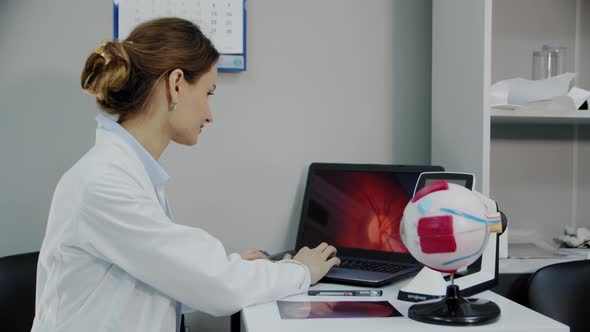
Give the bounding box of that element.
[307,290,383,296]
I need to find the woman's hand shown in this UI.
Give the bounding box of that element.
[239,249,269,261]
[292,243,341,285]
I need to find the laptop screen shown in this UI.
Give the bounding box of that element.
[296,164,444,255]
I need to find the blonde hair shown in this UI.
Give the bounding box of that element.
[81,17,219,117]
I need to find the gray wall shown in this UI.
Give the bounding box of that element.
[0,1,432,331]
[492,0,577,83]
[492,0,590,89]
[0,0,112,257]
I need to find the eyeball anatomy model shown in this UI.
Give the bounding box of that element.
[400,181,503,273]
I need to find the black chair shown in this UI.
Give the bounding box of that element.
[0,251,39,332]
[528,260,590,332]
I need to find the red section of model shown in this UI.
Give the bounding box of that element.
[418,215,454,237]
[411,180,448,203]
[418,216,457,254]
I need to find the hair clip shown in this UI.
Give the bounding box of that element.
[95,38,109,55]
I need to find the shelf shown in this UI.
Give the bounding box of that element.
[500,257,587,274]
[491,108,590,125]
[433,0,590,258]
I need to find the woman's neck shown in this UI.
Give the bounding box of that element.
[121,110,170,160]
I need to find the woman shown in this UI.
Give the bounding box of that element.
[32,17,340,332]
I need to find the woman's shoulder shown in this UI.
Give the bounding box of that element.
[61,132,149,193]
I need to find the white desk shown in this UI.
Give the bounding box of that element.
[241,280,568,332]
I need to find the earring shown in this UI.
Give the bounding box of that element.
[171,102,177,111]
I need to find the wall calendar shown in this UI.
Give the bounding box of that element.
[114,0,247,72]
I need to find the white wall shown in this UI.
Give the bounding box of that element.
[0,1,432,331]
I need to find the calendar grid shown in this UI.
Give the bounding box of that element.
[113,0,246,72]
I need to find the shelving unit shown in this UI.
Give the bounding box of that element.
[432,0,590,259]
[491,108,590,125]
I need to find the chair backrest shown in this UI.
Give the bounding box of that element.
[0,251,39,332]
[528,259,590,332]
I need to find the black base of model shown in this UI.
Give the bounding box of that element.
[408,284,501,326]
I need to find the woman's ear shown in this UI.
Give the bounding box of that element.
[167,69,184,104]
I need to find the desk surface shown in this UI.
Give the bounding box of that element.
[242,279,568,332]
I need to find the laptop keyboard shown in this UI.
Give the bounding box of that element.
[339,258,409,274]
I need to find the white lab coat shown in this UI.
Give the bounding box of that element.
[31,128,310,332]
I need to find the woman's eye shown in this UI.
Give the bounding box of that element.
[207,91,215,96]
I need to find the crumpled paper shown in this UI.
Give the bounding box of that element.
[490,72,588,110]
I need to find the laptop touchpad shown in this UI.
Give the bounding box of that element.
[326,267,392,282]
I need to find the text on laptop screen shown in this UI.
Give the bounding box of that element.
[299,170,421,254]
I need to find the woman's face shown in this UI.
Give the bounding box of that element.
[168,64,218,146]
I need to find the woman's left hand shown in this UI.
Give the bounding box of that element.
[239,249,269,261]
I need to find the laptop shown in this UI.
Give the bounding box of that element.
[274,163,444,287]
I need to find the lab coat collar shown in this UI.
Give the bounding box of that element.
[96,113,170,187]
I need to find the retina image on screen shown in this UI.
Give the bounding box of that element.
[299,170,420,253]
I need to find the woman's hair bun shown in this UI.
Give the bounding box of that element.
[81,41,131,111]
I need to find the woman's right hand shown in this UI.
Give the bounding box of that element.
[292,243,341,285]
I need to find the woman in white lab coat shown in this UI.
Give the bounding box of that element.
[32,17,340,332]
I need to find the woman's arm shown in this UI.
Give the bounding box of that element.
[76,169,310,316]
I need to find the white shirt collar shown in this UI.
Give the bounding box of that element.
[95,113,170,187]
